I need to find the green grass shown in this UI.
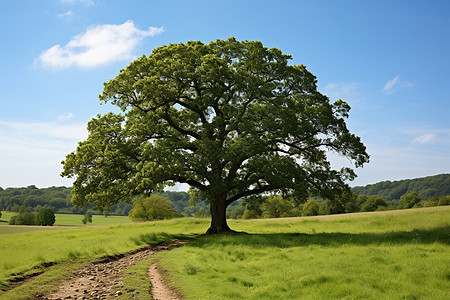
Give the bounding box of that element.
[0,211,131,228]
[119,253,159,299]
[0,218,208,293]
[159,207,450,299]
[1,207,449,299]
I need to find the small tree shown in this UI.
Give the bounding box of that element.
[438,195,450,206]
[399,192,421,209]
[82,211,93,225]
[261,195,295,218]
[302,200,320,216]
[361,196,387,212]
[36,208,56,226]
[11,212,36,225]
[228,205,245,219]
[129,195,178,221]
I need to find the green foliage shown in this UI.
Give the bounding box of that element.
[438,195,450,206]
[61,38,369,233]
[399,192,422,209]
[36,208,56,226]
[361,196,388,212]
[228,204,245,219]
[302,200,320,216]
[352,173,450,200]
[129,195,178,222]
[261,195,296,218]
[0,186,133,216]
[8,208,36,225]
[82,211,92,225]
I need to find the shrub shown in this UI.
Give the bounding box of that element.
[361,196,387,212]
[399,192,422,209]
[261,195,296,218]
[10,212,36,225]
[82,211,93,225]
[36,207,56,226]
[302,200,320,216]
[438,195,450,206]
[8,215,17,225]
[228,205,245,219]
[129,195,178,221]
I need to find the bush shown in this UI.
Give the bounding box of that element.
[228,205,245,219]
[82,211,93,225]
[261,195,296,218]
[361,196,387,212]
[438,195,450,206]
[399,192,422,209]
[129,195,178,221]
[8,216,17,225]
[301,200,320,216]
[36,207,56,226]
[9,212,36,225]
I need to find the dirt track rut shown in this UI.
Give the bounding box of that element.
[38,241,185,300]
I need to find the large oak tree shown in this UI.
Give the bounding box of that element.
[62,38,369,234]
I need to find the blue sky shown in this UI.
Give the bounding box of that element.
[0,0,449,189]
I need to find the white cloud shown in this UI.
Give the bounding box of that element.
[36,20,164,70]
[57,10,73,18]
[382,75,413,95]
[412,133,436,144]
[57,113,74,121]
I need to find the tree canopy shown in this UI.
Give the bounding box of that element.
[61,38,369,234]
[129,195,178,221]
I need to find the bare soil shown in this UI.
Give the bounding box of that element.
[35,241,185,300]
[148,262,183,300]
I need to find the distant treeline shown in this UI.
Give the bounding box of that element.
[1,174,449,218]
[351,173,450,200]
[0,185,211,217]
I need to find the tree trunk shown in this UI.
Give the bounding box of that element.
[205,193,234,234]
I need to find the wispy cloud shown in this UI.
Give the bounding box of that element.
[57,10,73,18]
[412,133,436,144]
[57,113,74,121]
[36,20,164,70]
[382,75,413,95]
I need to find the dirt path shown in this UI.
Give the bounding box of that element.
[148,262,182,300]
[39,241,185,300]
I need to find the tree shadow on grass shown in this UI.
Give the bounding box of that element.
[186,225,450,248]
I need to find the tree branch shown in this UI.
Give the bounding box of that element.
[164,109,202,140]
[226,185,278,205]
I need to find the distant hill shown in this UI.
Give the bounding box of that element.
[352,174,450,201]
[0,185,209,217]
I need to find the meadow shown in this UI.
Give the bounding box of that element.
[0,206,449,299]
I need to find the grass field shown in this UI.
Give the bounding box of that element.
[0,206,449,299]
[0,211,131,228]
[160,207,450,299]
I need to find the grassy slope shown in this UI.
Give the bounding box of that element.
[0,207,449,299]
[160,207,450,299]
[0,212,131,228]
[0,218,208,288]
